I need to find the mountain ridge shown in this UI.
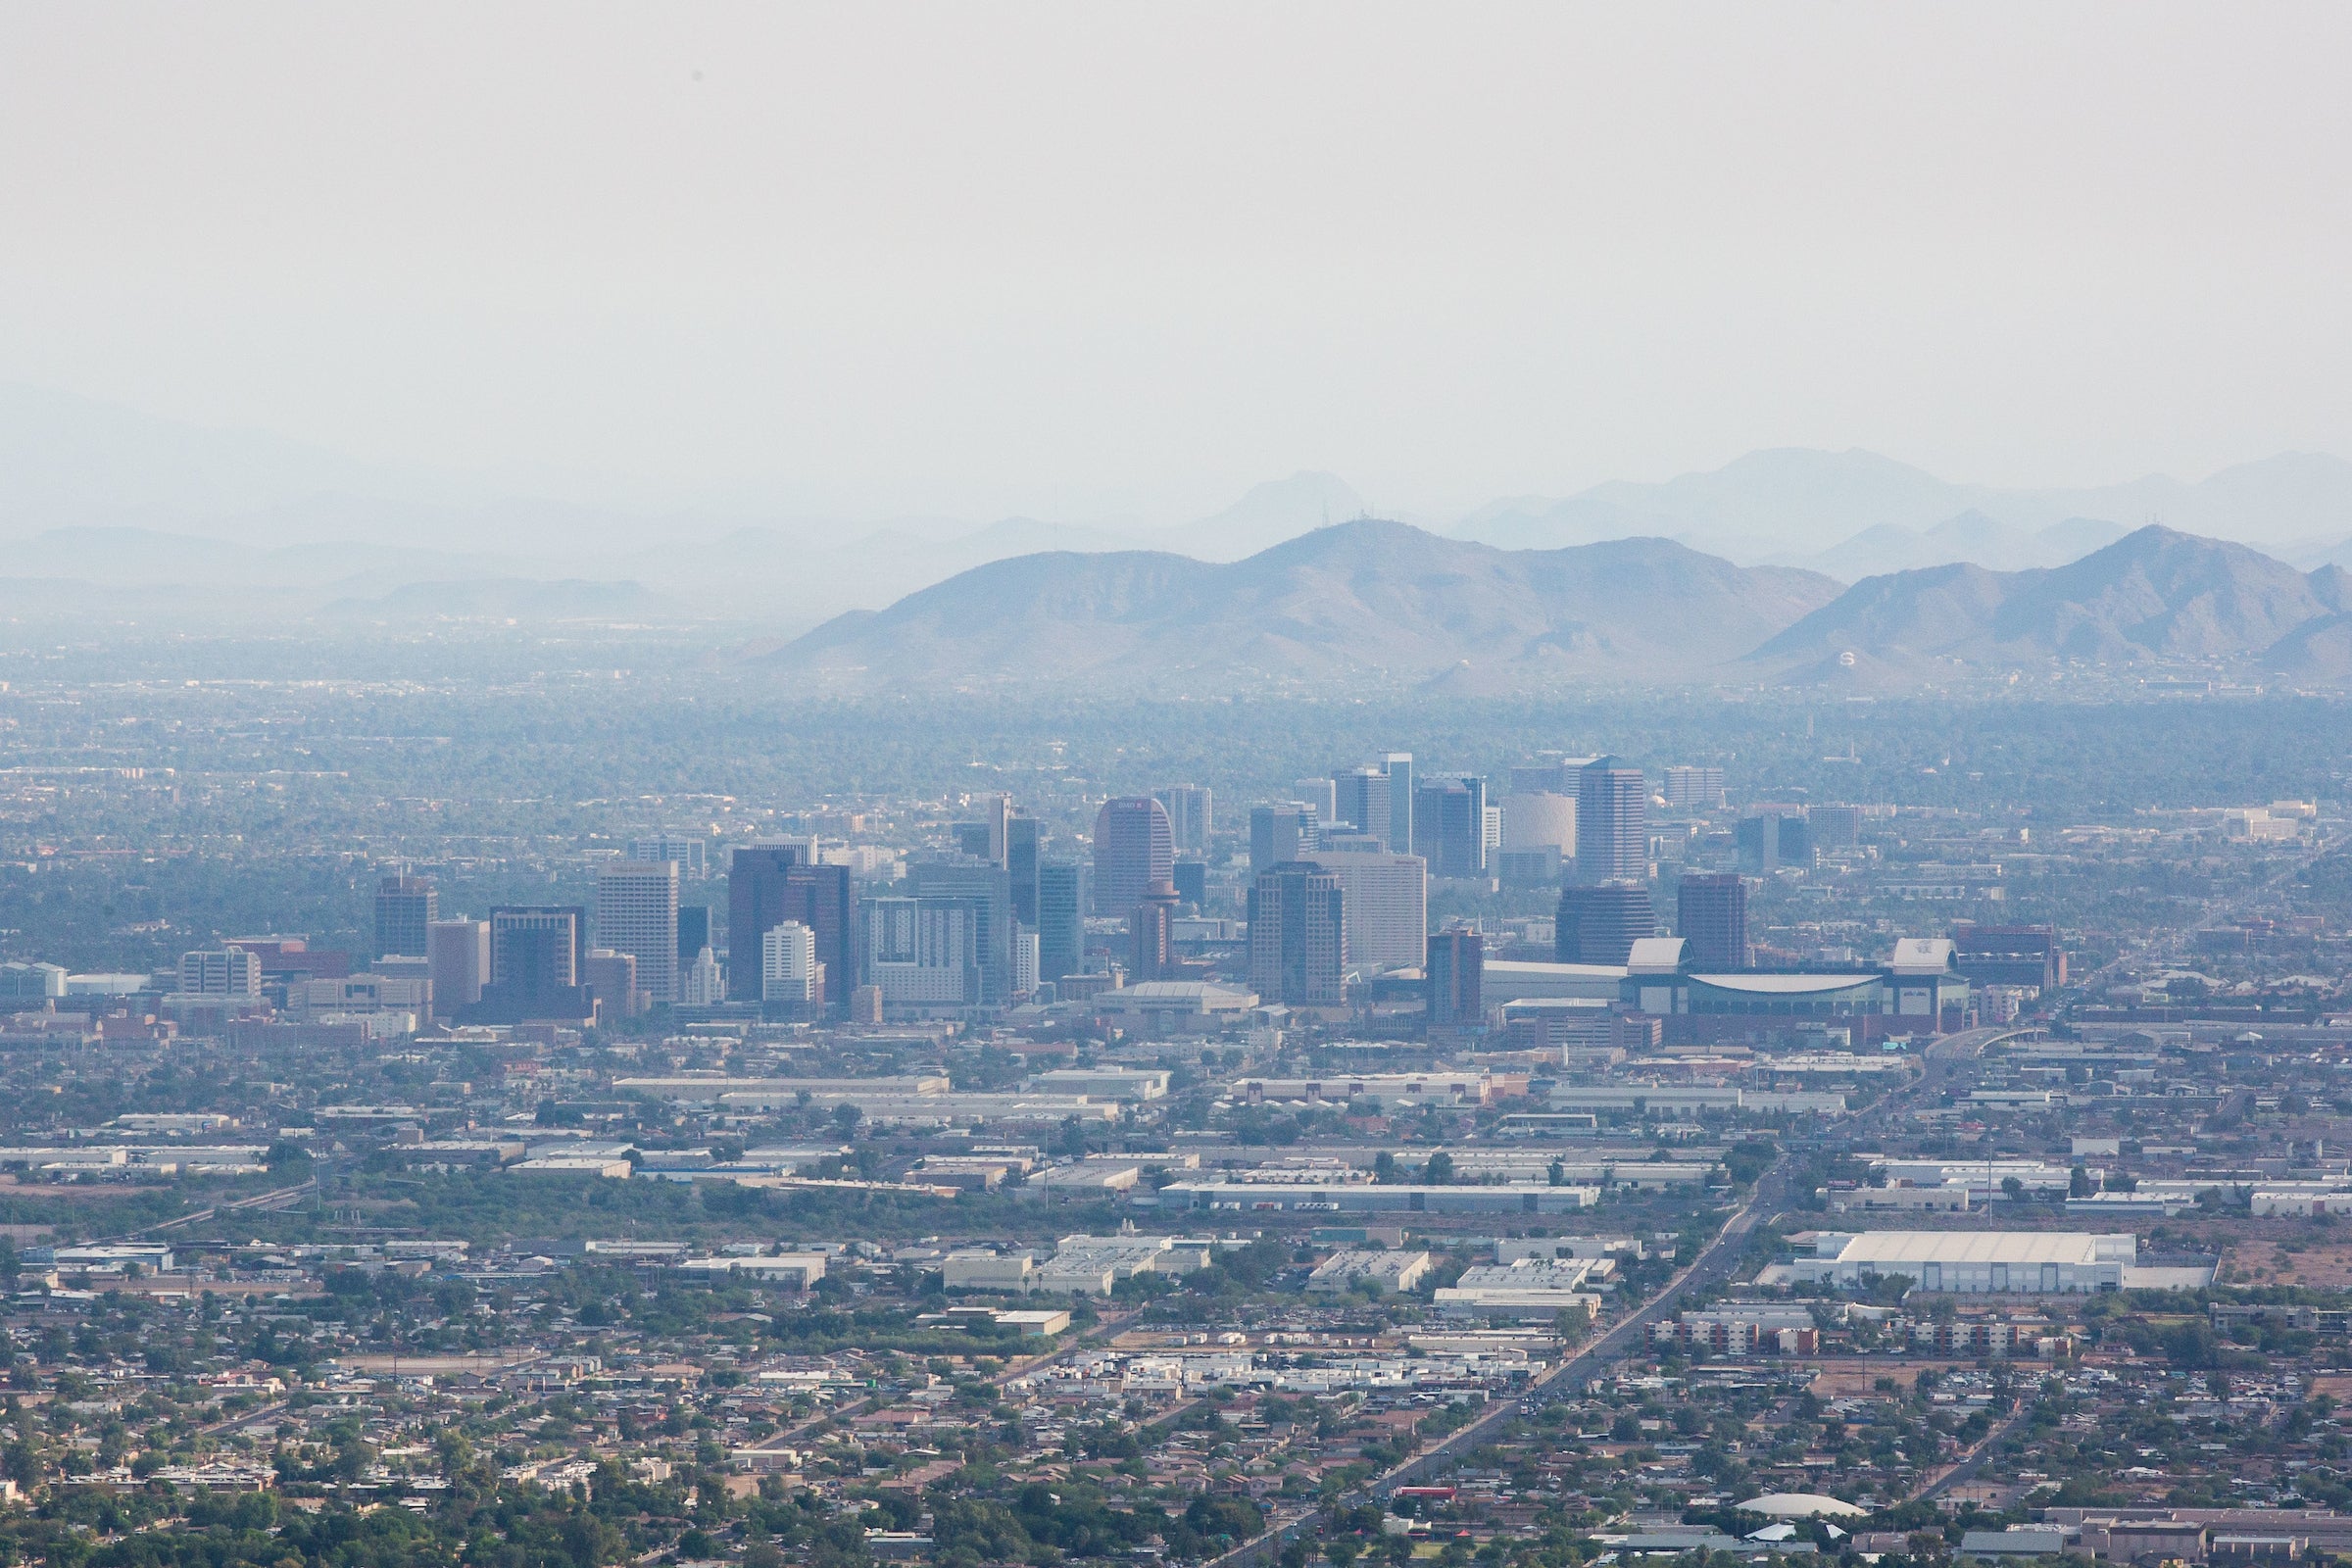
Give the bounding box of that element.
[773,519,2352,693]
[771,519,1841,692]
[1753,523,2352,676]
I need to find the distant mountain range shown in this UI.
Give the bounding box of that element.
[1753,524,2352,684]
[1451,447,2352,569]
[774,522,1833,692]
[17,381,2352,644]
[774,519,2352,692]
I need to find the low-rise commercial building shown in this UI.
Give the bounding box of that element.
[674,1252,828,1286]
[941,1250,1035,1292]
[1436,1256,1607,1318]
[1306,1249,1433,1296]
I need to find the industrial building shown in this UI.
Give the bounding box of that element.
[1435,1255,1609,1317]
[1306,1249,1434,1296]
[1162,1181,1598,1214]
[1783,1230,2138,1293]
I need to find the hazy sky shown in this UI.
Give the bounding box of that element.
[7,4,2352,525]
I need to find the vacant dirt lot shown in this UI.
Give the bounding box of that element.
[1806,1359,1971,1396]
[2218,1239,2352,1288]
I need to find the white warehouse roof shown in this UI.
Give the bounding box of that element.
[1822,1231,2133,1266]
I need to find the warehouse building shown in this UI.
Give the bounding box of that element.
[1162,1181,1598,1214]
[1784,1230,2138,1293]
[1306,1249,1433,1296]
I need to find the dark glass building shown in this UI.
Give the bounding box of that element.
[727,844,853,1016]
[1037,860,1084,983]
[1675,872,1749,970]
[1426,926,1484,1029]
[1247,860,1346,1006]
[374,874,437,959]
[1555,880,1656,965]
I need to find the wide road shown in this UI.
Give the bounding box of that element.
[1205,1025,2024,1568]
[1404,1022,2019,1455]
[1375,1150,1804,1488]
[1912,1398,2033,1503]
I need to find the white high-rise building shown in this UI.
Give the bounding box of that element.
[1014,928,1040,996]
[681,946,725,1005]
[862,897,972,1005]
[1312,842,1428,969]
[596,859,681,1004]
[1576,757,1647,883]
[761,921,820,1005]
[1661,765,1728,811]
[178,948,261,997]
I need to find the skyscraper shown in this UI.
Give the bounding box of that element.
[1093,797,1173,916]
[493,906,582,990]
[1555,882,1657,965]
[583,948,640,1016]
[979,794,1012,865]
[859,895,974,1006]
[1383,753,1415,855]
[1250,803,1315,873]
[909,858,1013,1004]
[1247,860,1346,1006]
[680,946,724,1005]
[728,844,854,1016]
[1426,927,1484,1030]
[1738,808,1814,872]
[1129,880,1180,981]
[1292,777,1338,824]
[374,875,437,959]
[179,948,261,998]
[762,919,821,1008]
[597,859,681,1005]
[1413,775,1487,878]
[1676,872,1749,970]
[676,906,711,973]
[1311,840,1427,968]
[1037,860,1084,983]
[1153,785,1213,852]
[1809,805,1862,852]
[474,906,593,1021]
[1005,813,1041,928]
[1661,765,1727,811]
[627,833,710,880]
[427,917,489,1018]
[1172,858,1206,907]
[1332,765,1392,844]
[1575,756,1647,883]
